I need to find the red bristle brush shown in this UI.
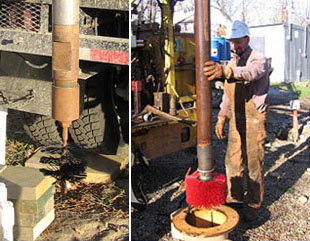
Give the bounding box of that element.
[186,171,226,209]
[185,0,226,209]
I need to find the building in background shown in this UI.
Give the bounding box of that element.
[250,23,310,83]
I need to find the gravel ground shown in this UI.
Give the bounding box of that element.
[131,86,310,241]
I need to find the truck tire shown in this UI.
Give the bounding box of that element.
[23,113,62,145]
[23,72,120,152]
[23,101,114,150]
[212,88,223,109]
[69,70,120,153]
[212,80,224,109]
[69,102,105,149]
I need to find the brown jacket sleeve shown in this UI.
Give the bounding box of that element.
[232,51,267,82]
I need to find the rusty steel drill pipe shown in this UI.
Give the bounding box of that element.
[52,0,80,148]
[195,0,214,181]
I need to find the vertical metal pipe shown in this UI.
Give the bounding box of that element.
[292,109,299,142]
[163,0,176,95]
[169,95,176,115]
[195,0,214,180]
[0,106,7,165]
[132,70,142,114]
[52,0,80,148]
[133,87,142,114]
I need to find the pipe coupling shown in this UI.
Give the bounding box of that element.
[52,0,79,25]
[197,144,214,181]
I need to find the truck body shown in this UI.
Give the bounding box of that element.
[131,22,228,161]
[0,0,129,153]
[131,23,197,160]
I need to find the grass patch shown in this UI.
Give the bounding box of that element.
[271,82,310,98]
[286,187,295,195]
[5,136,37,166]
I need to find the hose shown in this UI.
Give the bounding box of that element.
[15,53,48,69]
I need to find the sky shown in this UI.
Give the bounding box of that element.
[132,0,310,34]
[174,0,310,24]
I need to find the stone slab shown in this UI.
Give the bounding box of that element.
[0,164,6,174]
[15,196,54,227]
[0,166,55,200]
[25,143,129,183]
[84,150,123,183]
[110,141,129,170]
[14,208,55,241]
[24,150,60,170]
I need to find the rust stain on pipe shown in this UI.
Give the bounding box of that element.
[195,0,214,179]
[195,0,212,145]
[292,109,299,142]
[52,25,80,122]
[52,0,80,151]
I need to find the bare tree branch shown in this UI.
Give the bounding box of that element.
[211,1,233,22]
[156,0,162,8]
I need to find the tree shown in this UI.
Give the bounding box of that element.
[267,0,310,26]
[240,0,255,23]
[211,0,259,25]
[211,0,237,23]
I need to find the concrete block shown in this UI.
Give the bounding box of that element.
[15,196,54,227]
[0,166,55,200]
[84,151,122,183]
[110,141,130,170]
[25,144,129,183]
[11,185,55,214]
[0,164,6,174]
[25,150,60,170]
[14,208,55,241]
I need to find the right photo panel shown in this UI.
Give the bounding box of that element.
[131,0,310,240]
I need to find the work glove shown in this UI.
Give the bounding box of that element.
[215,116,226,139]
[203,61,233,81]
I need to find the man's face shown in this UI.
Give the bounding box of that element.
[230,36,250,56]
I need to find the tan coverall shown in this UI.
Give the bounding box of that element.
[219,47,269,209]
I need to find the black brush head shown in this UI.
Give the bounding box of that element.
[39,143,87,182]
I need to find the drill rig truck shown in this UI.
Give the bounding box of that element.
[131,0,228,162]
[0,0,129,153]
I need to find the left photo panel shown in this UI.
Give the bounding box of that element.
[0,0,129,240]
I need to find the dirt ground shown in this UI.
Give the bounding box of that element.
[5,110,129,241]
[131,86,310,241]
[36,179,129,241]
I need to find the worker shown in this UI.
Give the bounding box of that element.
[203,20,269,222]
